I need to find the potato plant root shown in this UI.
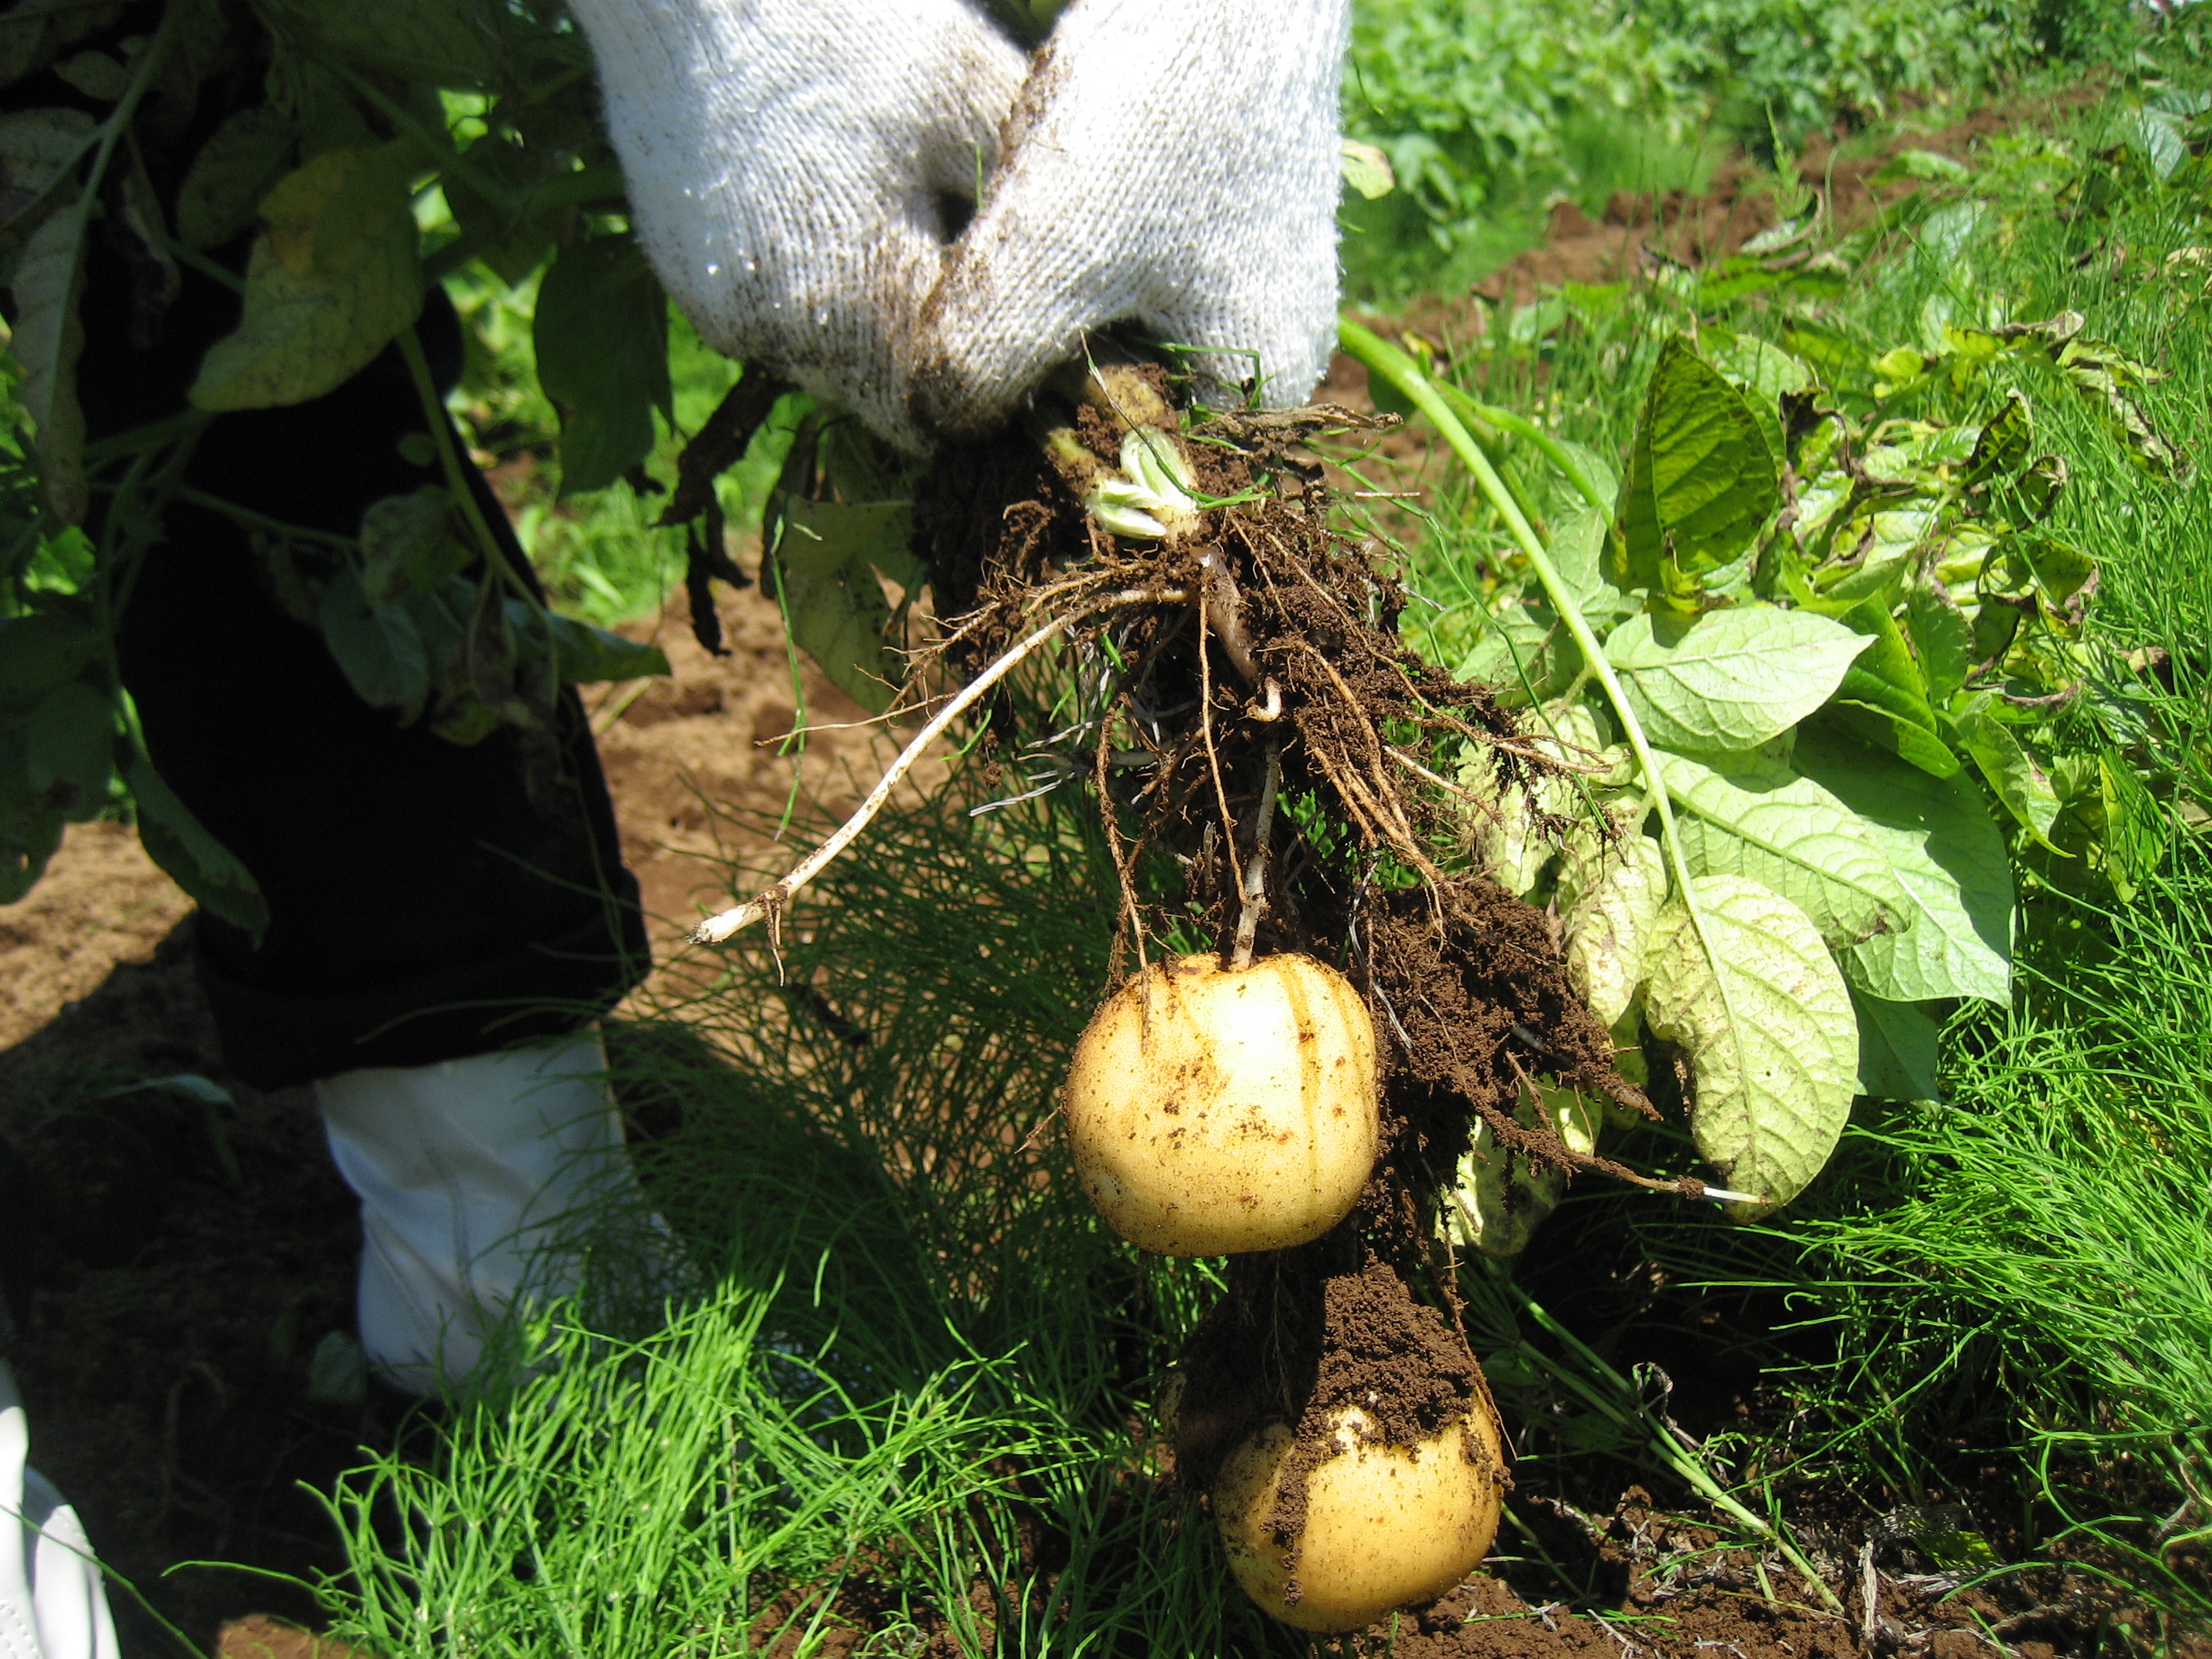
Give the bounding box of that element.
[910,359,1639,1622]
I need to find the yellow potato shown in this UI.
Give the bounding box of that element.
[1064,952,1379,1255]
[1214,1404,1504,1633]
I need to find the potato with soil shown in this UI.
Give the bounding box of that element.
[1214,1402,1506,1632]
[1064,953,1379,1256]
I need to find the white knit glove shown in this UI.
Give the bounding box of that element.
[914,0,1352,437]
[566,0,1030,449]
[572,0,1348,451]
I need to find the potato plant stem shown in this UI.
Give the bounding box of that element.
[395,326,522,596]
[691,588,1188,945]
[1336,321,1742,1148]
[1341,328,1833,1588]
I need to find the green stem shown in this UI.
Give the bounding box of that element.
[1338,318,1740,1131]
[397,324,565,708]
[83,408,211,470]
[1433,381,1609,513]
[394,325,523,595]
[174,487,357,550]
[164,235,248,295]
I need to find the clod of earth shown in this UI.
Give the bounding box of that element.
[1063,950,1379,1256]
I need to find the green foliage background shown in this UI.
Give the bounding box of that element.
[1341,0,2142,297]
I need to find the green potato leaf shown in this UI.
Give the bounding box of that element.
[190,144,424,412]
[0,107,97,251]
[1604,606,1870,752]
[2099,750,2165,902]
[1950,692,2061,848]
[0,610,101,704]
[439,133,566,286]
[1611,335,1780,590]
[1562,832,1668,1027]
[533,235,672,496]
[319,566,430,723]
[2018,537,2096,613]
[1456,595,1581,706]
[1701,329,1813,465]
[1339,138,1393,200]
[0,818,62,900]
[1829,595,1961,778]
[7,192,91,519]
[123,752,269,940]
[539,612,670,686]
[175,105,296,251]
[1963,390,2032,485]
[1463,754,1549,898]
[1456,504,1630,704]
[1851,987,1943,1102]
[265,0,511,88]
[1904,567,1973,705]
[0,726,64,902]
[358,488,468,607]
[1796,723,2012,1002]
[1664,749,1909,948]
[1445,1082,1599,1260]
[24,678,113,819]
[770,500,918,716]
[1644,874,1859,1214]
[0,2,127,90]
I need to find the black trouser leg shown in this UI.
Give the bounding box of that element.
[102,287,648,1089]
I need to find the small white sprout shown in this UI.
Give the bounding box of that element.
[1086,481,1172,540]
[1082,429,1198,540]
[1122,428,1196,511]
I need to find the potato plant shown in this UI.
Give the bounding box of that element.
[697,298,2158,1622]
[1349,310,2158,1246]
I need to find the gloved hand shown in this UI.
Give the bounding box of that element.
[913,0,1352,437]
[566,0,1030,450]
[571,0,1349,452]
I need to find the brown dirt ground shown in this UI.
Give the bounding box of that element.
[0,85,2198,1657]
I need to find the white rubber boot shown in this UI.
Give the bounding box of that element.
[1,1363,119,1659]
[315,1030,654,1394]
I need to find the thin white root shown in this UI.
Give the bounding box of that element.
[690,588,1187,946]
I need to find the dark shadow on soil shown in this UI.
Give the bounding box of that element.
[0,923,391,1657]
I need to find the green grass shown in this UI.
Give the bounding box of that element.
[1339,0,2144,300]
